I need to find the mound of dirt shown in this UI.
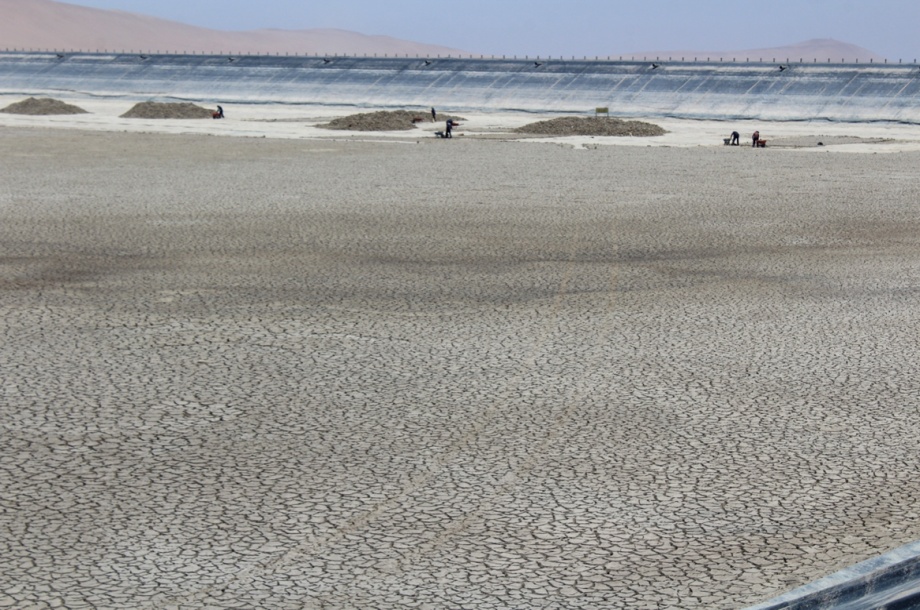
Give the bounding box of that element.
[120,102,214,119]
[0,97,88,115]
[514,117,666,137]
[320,110,465,132]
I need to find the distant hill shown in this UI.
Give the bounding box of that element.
[0,2,887,65]
[0,0,466,56]
[624,39,887,63]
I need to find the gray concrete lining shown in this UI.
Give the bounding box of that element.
[2,52,920,121]
[745,540,920,609]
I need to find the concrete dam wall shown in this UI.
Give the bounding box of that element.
[2,52,919,123]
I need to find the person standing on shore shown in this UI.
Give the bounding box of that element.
[445,118,453,138]
[431,107,437,122]
[752,130,760,147]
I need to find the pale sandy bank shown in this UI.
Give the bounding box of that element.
[3,93,920,152]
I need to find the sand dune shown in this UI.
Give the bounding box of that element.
[2,1,888,63]
[0,0,466,56]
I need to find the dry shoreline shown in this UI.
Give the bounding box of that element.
[2,127,920,608]
[4,94,920,152]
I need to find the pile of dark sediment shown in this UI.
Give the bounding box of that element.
[320,110,465,131]
[120,102,214,119]
[514,117,666,137]
[0,97,88,115]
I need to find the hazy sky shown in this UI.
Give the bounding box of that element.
[64,0,917,60]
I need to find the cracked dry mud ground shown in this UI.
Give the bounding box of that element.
[2,128,920,609]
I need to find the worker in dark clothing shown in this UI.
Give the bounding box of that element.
[730,131,740,145]
[752,130,760,147]
[445,119,453,138]
[431,107,437,122]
